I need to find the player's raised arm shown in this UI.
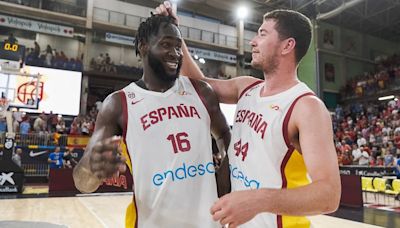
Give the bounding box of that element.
[73,92,126,193]
[155,1,260,104]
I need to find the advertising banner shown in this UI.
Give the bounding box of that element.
[0,14,74,37]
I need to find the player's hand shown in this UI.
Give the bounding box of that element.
[155,1,180,26]
[213,153,222,170]
[210,190,259,227]
[89,136,126,180]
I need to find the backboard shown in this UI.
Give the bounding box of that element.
[0,70,41,110]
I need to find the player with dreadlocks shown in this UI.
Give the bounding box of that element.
[73,14,231,228]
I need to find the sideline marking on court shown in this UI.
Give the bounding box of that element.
[78,197,108,228]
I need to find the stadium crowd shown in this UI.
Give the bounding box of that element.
[334,99,400,167]
[341,53,400,98]
[0,106,98,138]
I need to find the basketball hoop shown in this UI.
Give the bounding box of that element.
[0,98,9,118]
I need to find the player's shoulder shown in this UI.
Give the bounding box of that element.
[235,76,263,93]
[97,90,124,120]
[292,94,331,123]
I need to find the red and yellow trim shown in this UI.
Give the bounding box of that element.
[277,92,315,228]
[119,90,138,228]
[278,147,311,228]
[238,80,263,100]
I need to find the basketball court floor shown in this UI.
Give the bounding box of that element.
[1,192,399,228]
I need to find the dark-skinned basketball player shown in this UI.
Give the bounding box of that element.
[73,14,231,228]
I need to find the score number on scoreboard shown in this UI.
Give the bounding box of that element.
[0,41,25,61]
[3,42,19,52]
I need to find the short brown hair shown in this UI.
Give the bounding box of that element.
[264,9,312,64]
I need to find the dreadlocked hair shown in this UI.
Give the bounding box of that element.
[135,14,176,56]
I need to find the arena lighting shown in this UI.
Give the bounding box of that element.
[199,58,206,64]
[236,5,249,19]
[194,54,199,60]
[378,95,395,101]
[395,98,399,101]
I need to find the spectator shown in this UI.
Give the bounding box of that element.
[81,117,90,135]
[96,53,104,70]
[45,45,53,67]
[384,150,395,167]
[0,117,7,133]
[356,133,367,147]
[33,41,40,59]
[12,148,23,167]
[69,117,80,135]
[12,108,23,132]
[351,144,362,164]
[377,156,384,166]
[6,33,18,44]
[19,116,31,135]
[48,146,64,169]
[33,114,46,133]
[48,111,58,132]
[56,118,66,134]
[358,146,370,166]
[63,148,78,168]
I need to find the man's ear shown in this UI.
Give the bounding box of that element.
[281,37,296,56]
[138,41,149,57]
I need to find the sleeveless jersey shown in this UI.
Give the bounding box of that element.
[228,81,315,228]
[120,76,219,228]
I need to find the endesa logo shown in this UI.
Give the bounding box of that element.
[229,165,260,189]
[152,162,215,186]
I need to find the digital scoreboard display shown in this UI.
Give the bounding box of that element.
[0,41,25,61]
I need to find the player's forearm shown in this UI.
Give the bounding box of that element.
[215,129,231,159]
[256,179,341,216]
[73,156,102,193]
[181,40,205,80]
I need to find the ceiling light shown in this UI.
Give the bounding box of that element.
[236,5,249,20]
[378,95,395,101]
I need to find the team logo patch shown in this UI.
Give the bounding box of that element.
[270,104,280,111]
[127,92,135,99]
[131,98,144,105]
[179,91,192,96]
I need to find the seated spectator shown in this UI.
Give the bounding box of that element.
[384,150,395,167]
[377,156,384,166]
[66,58,76,70]
[75,58,83,71]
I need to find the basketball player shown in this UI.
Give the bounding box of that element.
[157,2,341,227]
[73,15,231,227]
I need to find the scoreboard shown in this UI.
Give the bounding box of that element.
[0,41,25,61]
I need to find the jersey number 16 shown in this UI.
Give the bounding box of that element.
[167,132,191,153]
